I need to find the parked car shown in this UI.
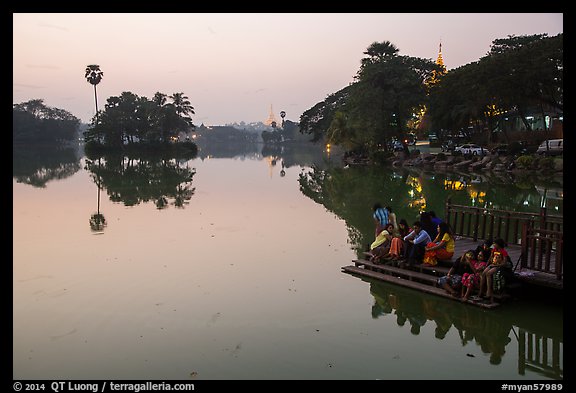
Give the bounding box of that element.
[491,142,536,156]
[428,133,440,147]
[454,144,487,156]
[536,139,563,156]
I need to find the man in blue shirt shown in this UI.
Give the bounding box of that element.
[402,221,431,266]
[372,203,389,238]
[429,211,442,227]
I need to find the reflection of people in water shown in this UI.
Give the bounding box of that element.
[474,307,512,365]
[370,284,395,319]
[422,297,453,340]
[367,281,513,365]
[371,297,393,319]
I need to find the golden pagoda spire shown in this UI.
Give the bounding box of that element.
[426,40,447,89]
[264,104,278,126]
[436,40,446,71]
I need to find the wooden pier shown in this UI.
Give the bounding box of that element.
[342,236,562,309]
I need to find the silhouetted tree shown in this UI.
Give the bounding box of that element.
[85,64,104,143]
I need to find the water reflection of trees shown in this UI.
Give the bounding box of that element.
[13,145,81,187]
[261,142,340,170]
[84,151,197,209]
[368,280,562,378]
[298,165,563,256]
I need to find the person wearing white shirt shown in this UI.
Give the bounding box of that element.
[402,221,431,266]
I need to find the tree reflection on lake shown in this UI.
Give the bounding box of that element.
[298,164,562,257]
[13,144,82,187]
[84,151,197,209]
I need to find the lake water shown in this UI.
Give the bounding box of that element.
[13,143,563,380]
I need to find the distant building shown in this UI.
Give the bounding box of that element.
[263,104,278,127]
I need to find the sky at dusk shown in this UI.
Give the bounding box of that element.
[13,13,563,126]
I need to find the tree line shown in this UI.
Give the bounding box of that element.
[13,99,80,145]
[83,91,196,149]
[299,33,563,155]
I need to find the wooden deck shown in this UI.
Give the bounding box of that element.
[342,237,562,309]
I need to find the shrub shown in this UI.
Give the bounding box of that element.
[538,156,555,170]
[515,155,534,169]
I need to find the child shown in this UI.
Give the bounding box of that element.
[478,238,508,301]
[461,250,485,301]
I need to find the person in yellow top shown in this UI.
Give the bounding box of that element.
[368,223,394,263]
[423,222,455,266]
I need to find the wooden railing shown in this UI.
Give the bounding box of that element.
[445,198,563,280]
[518,328,563,379]
[521,224,563,280]
[445,198,563,246]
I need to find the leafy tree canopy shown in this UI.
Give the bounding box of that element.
[13,99,80,145]
[84,91,196,149]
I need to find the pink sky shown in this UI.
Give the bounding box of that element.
[13,13,563,125]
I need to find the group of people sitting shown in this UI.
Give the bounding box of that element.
[368,203,511,303]
[369,204,453,268]
[438,238,510,303]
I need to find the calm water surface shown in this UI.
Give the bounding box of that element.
[13,145,563,380]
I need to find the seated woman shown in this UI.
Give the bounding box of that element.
[368,223,394,263]
[388,219,411,260]
[478,238,509,301]
[423,222,455,266]
[461,250,486,301]
[437,249,475,297]
[475,238,493,259]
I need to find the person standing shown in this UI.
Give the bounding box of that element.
[372,203,389,238]
[429,211,442,226]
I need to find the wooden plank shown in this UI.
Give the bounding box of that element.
[418,264,450,276]
[342,265,500,309]
[352,259,440,285]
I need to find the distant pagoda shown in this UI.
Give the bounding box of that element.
[436,41,446,71]
[427,40,447,87]
[264,104,278,127]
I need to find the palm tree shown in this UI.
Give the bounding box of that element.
[85,64,104,125]
[152,92,167,107]
[361,41,399,68]
[170,92,195,119]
